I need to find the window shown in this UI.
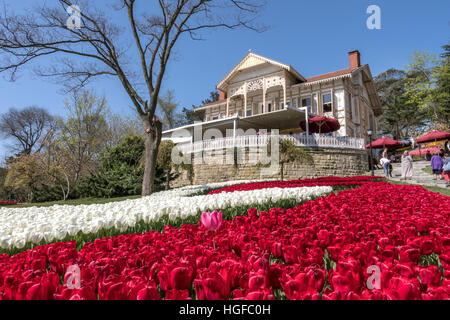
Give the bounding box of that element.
[268,103,272,112]
[246,109,252,117]
[292,97,298,108]
[322,93,332,113]
[286,100,291,108]
[348,92,353,119]
[301,97,311,112]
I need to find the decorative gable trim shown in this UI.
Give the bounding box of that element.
[217,52,305,91]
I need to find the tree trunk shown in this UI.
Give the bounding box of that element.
[141,115,162,196]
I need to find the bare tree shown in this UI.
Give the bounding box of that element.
[105,112,143,149]
[158,90,183,130]
[56,90,109,183]
[0,106,54,156]
[0,0,266,195]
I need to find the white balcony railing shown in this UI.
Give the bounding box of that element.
[176,134,366,154]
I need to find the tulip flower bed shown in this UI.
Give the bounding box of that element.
[0,201,17,206]
[0,183,331,253]
[208,176,384,194]
[0,182,449,300]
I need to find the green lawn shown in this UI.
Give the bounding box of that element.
[9,195,141,208]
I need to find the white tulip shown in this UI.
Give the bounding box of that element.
[0,180,331,250]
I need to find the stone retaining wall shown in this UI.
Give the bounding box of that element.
[171,147,369,188]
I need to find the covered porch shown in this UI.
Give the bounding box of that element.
[162,106,312,143]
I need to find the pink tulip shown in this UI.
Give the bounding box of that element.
[201,211,222,250]
[201,211,223,232]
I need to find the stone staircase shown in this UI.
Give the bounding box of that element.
[374,160,449,188]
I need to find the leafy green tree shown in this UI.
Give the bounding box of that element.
[4,154,48,202]
[0,167,11,201]
[77,135,146,198]
[156,140,180,190]
[375,69,427,139]
[261,139,313,181]
[404,51,437,112]
[76,135,168,197]
[180,90,219,125]
[433,44,450,129]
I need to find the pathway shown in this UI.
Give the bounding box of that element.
[374,160,449,188]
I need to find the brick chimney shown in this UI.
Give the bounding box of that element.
[348,50,361,69]
[219,90,227,100]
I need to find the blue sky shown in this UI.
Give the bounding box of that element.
[1,0,449,162]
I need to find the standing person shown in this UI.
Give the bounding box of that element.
[443,153,450,166]
[443,153,450,187]
[401,151,413,180]
[390,154,395,163]
[430,152,444,180]
[425,150,432,161]
[380,157,391,178]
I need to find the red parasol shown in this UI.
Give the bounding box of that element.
[365,137,403,149]
[299,116,340,134]
[416,131,450,144]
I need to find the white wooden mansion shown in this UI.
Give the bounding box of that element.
[163,50,382,153]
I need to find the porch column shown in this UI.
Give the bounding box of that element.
[330,88,334,115]
[233,118,237,148]
[305,109,309,137]
[318,83,322,115]
[244,81,247,117]
[263,77,266,114]
[289,87,293,108]
[226,98,230,117]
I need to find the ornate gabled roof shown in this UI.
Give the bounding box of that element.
[305,68,353,82]
[216,52,306,91]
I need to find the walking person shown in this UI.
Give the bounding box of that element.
[401,151,413,180]
[430,152,444,180]
[444,153,450,166]
[443,153,450,187]
[380,157,391,178]
[425,150,432,161]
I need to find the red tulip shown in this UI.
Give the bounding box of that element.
[136,286,160,300]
